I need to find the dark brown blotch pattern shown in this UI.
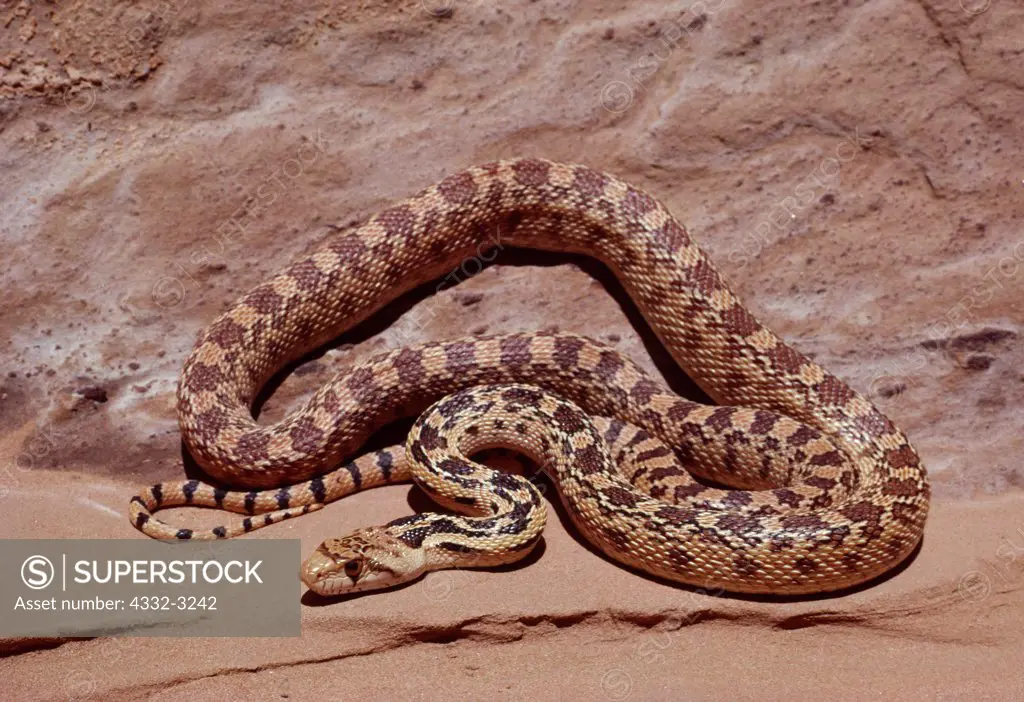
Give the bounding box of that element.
[512,158,551,187]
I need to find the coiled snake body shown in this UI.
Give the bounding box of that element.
[129,158,929,596]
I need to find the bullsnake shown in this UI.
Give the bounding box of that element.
[129,158,929,596]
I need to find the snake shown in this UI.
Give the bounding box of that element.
[128,158,930,596]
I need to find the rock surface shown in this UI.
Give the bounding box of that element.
[1,0,1022,699]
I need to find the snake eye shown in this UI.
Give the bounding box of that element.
[343,559,363,580]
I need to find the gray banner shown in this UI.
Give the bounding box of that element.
[1,540,301,637]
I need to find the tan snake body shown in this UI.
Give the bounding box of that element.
[129,158,929,596]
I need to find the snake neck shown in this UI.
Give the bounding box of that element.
[384,498,546,574]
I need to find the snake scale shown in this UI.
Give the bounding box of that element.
[129,158,929,596]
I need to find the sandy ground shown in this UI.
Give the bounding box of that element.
[1,0,1023,699]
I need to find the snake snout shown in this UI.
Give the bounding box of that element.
[299,546,336,589]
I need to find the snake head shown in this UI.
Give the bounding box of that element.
[300,526,427,596]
